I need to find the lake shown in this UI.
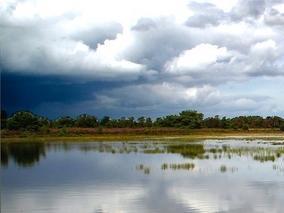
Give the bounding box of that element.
[1,139,284,213]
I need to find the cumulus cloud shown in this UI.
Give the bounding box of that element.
[1,0,283,116]
[264,4,284,26]
[0,23,146,80]
[91,82,274,117]
[164,40,283,85]
[186,2,228,28]
[165,44,232,74]
[231,0,266,20]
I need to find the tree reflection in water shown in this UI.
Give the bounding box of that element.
[1,143,46,167]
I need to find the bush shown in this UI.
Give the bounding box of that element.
[53,116,74,128]
[75,114,98,128]
[39,125,50,134]
[242,124,249,131]
[280,123,284,131]
[1,110,7,129]
[6,111,43,131]
[97,126,103,134]
[58,127,68,136]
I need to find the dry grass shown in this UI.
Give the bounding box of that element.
[1,127,284,143]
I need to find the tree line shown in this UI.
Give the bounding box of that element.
[1,110,284,131]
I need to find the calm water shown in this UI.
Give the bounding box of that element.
[1,139,284,213]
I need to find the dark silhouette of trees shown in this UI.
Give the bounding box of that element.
[100,116,111,126]
[154,110,203,128]
[179,110,203,128]
[137,116,146,127]
[280,123,284,131]
[1,110,7,129]
[6,111,46,131]
[53,116,75,128]
[203,115,221,128]
[75,114,98,128]
[2,109,283,130]
[145,117,152,127]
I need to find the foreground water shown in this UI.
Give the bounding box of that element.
[1,139,284,213]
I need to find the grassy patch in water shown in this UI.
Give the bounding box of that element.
[161,162,195,170]
[166,144,205,158]
[220,165,227,172]
[253,155,276,162]
[219,165,238,173]
[136,164,151,175]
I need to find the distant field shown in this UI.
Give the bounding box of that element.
[1,128,284,142]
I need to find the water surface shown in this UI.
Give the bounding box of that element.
[1,139,284,213]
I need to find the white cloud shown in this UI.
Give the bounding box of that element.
[164,40,283,85]
[1,0,283,116]
[165,44,231,74]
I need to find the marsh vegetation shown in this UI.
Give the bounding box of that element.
[1,139,284,213]
[2,139,283,168]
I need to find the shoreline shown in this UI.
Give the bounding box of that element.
[1,128,284,143]
[2,130,284,143]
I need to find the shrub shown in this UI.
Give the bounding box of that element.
[39,125,50,134]
[242,124,249,131]
[53,116,74,128]
[280,123,284,131]
[6,111,43,131]
[75,114,98,128]
[58,127,68,136]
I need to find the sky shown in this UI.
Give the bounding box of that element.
[1,0,284,118]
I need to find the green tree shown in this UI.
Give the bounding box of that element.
[75,114,98,128]
[145,117,152,127]
[160,115,179,127]
[203,115,221,128]
[220,117,230,129]
[137,116,145,127]
[100,116,111,126]
[127,117,136,127]
[1,110,7,129]
[280,122,284,131]
[6,111,43,131]
[53,116,75,128]
[179,110,204,128]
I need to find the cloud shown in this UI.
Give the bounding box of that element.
[1,0,283,81]
[264,5,284,26]
[0,26,146,80]
[165,44,232,74]
[1,0,283,117]
[186,2,228,28]
[72,22,123,49]
[231,0,266,20]
[89,82,274,117]
[164,40,283,85]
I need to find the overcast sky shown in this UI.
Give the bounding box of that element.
[1,0,284,118]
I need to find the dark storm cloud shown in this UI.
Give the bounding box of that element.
[1,72,129,117]
[1,0,284,117]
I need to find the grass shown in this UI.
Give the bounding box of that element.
[167,144,205,158]
[3,139,283,169]
[167,163,195,170]
[220,165,227,172]
[136,164,151,174]
[1,128,284,143]
[253,155,276,162]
